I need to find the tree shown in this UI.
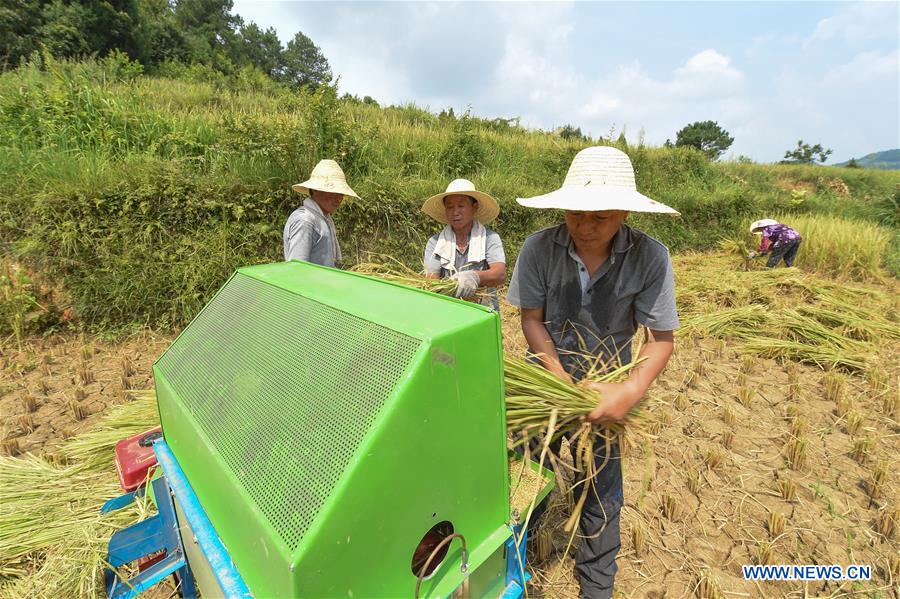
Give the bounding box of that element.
[0,0,44,68]
[173,0,241,69]
[674,120,734,160]
[33,0,142,62]
[557,124,585,141]
[846,158,860,169]
[782,140,832,165]
[135,0,190,66]
[279,31,331,89]
[37,1,94,58]
[236,22,282,77]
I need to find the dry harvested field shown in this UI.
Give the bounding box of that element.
[1,252,898,598]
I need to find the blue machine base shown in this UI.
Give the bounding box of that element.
[103,475,196,599]
[104,441,533,598]
[103,440,250,599]
[501,522,531,599]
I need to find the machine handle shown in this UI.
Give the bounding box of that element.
[139,431,164,447]
[414,532,468,599]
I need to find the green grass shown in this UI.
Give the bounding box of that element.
[1,54,898,331]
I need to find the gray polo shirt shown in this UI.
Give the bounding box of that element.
[507,223,678,379]
[283,199,340,267]
[424,227,506,310]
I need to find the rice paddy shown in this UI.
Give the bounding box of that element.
[505,251,899,597]
[0,250,897,597]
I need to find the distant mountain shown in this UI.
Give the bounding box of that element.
[836,149,900,170]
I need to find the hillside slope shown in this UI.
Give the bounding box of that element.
[1,56,898,329]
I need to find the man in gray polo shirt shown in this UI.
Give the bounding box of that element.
[508,146,679,598]
[284,159,359,267]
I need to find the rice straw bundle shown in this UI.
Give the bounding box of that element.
[504,354,651,536]
[60,392,161,472]
[504,355,647,445]
[741,337,869,371]
[796,304,900,341]
[717,237,754,270]
[0,391,159,597]
[681,301,881,371]
[778,309,867,350]
[351,255,458,296]
[505,352,655,589]
[680,305,769,339]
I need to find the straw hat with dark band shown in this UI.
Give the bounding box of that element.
[517,146,678,214]
[292,159,359,198]
[421,179,501,224]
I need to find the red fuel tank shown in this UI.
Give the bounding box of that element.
[114,427,163,492]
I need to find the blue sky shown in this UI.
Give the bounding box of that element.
[231,1,900,163]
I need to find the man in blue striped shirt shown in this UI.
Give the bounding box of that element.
[284,160,358,267]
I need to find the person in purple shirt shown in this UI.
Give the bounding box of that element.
[750,219,802,268]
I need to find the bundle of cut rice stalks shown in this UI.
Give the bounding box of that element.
[717,237,754,271]
[681,305,877,371]
[504,353,654,591]
[0,391,159,597]
[504,355,649,533]
[351,255,458,296]
[505,356,648,445]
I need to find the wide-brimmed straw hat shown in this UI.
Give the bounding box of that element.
[516,146,678,214]
[421,179,501,224]
[292,159,359,198]
[750,219,779,233]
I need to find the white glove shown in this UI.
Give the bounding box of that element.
[450,270,480,298]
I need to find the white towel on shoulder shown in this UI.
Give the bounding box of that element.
[433,221,487,274]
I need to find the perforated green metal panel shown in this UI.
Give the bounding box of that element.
[154,260,510,598]
[157,272,421,550]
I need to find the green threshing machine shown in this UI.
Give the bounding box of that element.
[102,260,553,598]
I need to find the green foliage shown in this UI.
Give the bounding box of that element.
[674,120,734,160]
[0,265,35,347]
[873,189,899,229]
[0,263,63,346]
[557,124,586,141]
[0,62,896,332]
[782,140,833,165]
[1,0,333,97]
[279,30,331,89]
[846,158,860,169]
[172,0,242,70]
[0,0,44,68]
[440,111,485,178]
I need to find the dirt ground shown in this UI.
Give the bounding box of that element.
[526,336,899,598]
[0,333,170,455]
[1,277,897,598]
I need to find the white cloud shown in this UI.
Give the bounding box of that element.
[491,35,751,142]
[805,2,899,47]
[231,2,898,162]
[670,49,744,100]
[579,93,622,118]
[824,49,900,85]
[677,49,742,80]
